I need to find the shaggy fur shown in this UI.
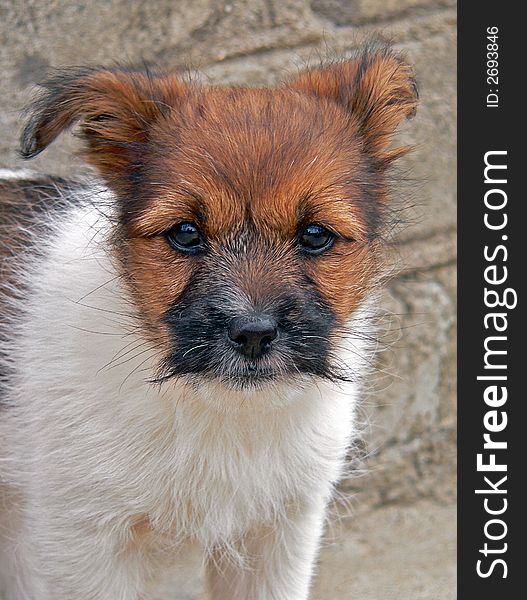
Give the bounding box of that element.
[0,45,416,600]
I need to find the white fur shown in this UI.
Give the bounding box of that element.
[0,169,36,180]
[0,191,373,600]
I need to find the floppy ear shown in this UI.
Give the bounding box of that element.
[287,45,418,163]
[20,67,185,190]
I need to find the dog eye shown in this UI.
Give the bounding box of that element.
[298,224,335,254]
[166,222,204,254]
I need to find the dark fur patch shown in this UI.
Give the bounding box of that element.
[160,242,338,387]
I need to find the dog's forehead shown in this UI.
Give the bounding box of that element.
[136,89,366,238]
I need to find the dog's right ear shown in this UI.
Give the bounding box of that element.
[21,67,185,189]
[286,45,418,165]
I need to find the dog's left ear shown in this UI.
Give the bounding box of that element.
[20,67,186,193]
[287,46,418,164]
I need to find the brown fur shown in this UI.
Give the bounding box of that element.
[20,45,417,337]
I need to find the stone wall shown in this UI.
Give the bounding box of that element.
[0,0,456,512]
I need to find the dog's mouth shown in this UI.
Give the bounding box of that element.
[155,352,286,389]
[218,361,282,388]
[153,329,348,390]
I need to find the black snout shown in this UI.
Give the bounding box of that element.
[228,316,278,359]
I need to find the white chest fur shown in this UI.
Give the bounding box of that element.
[2,203,362,548]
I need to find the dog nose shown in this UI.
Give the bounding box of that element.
[228,316,278,359]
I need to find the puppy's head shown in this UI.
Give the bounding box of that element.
[21,46,417,390]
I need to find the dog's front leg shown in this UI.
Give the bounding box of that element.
[21,513,149,600]
[205,498,327,600]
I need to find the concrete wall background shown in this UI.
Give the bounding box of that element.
[0,2,456,598]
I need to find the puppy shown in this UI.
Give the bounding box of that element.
[0,45,417,600]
